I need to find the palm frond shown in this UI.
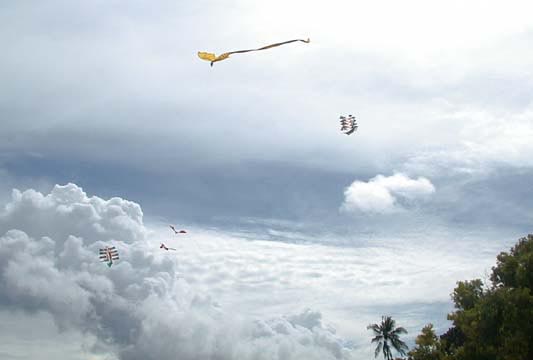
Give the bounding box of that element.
[374,341,383,358]
[371,335,383,344]
[390,337,409,355]
[367,323,381,335]
[367,323,380,331]
[382,342,391,360]
[391,326,408,335]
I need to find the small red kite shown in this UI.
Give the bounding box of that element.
[169,225,187,234]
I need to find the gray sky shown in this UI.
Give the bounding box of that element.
[1,1,533,359]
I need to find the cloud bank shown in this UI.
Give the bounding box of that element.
[341,173,435,214]
[0,183,354,360]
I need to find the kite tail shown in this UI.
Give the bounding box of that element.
[198,38,309,66]
[255,38,311,51]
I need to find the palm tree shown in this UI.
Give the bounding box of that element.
[367,316,409,360]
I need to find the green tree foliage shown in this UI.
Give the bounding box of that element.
[367,316,409,360]
[407,324,443,360]
[439,326,465,357]
[491,234,533,289]
[441,234,533,360]
[451,279,484,311]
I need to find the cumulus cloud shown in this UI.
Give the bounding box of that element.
[340,173,435,214]
[0,183,355,360]
[0,183,146,245]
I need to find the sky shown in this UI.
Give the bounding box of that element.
[1,1,533,359]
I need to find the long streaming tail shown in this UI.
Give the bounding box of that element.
[198,38,310,66]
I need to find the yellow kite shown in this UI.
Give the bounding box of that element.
[198,38,310,66]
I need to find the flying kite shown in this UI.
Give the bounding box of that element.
[99,246,119,267]
[198,38,310,66]
[340,115,358,135]
[160,243,176,251]
[169,225,187,234]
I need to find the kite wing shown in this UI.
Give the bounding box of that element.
[198,38,310,66]
[197,52,231,66]
[197,52,217,62]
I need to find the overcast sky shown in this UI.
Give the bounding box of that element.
[1,1,533,359]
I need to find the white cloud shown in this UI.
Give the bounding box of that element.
[0,183,517,360]
[2,1,533,176]
[341,173,435,214]
[0,183,357,360]
[0,311,103,360]
[0,183,146,247]
[460,108,533,167]
[404,105,533,177]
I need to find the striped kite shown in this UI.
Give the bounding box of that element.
[198,38,310,66]
[340,115,358,135]
[99,246,119,267]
